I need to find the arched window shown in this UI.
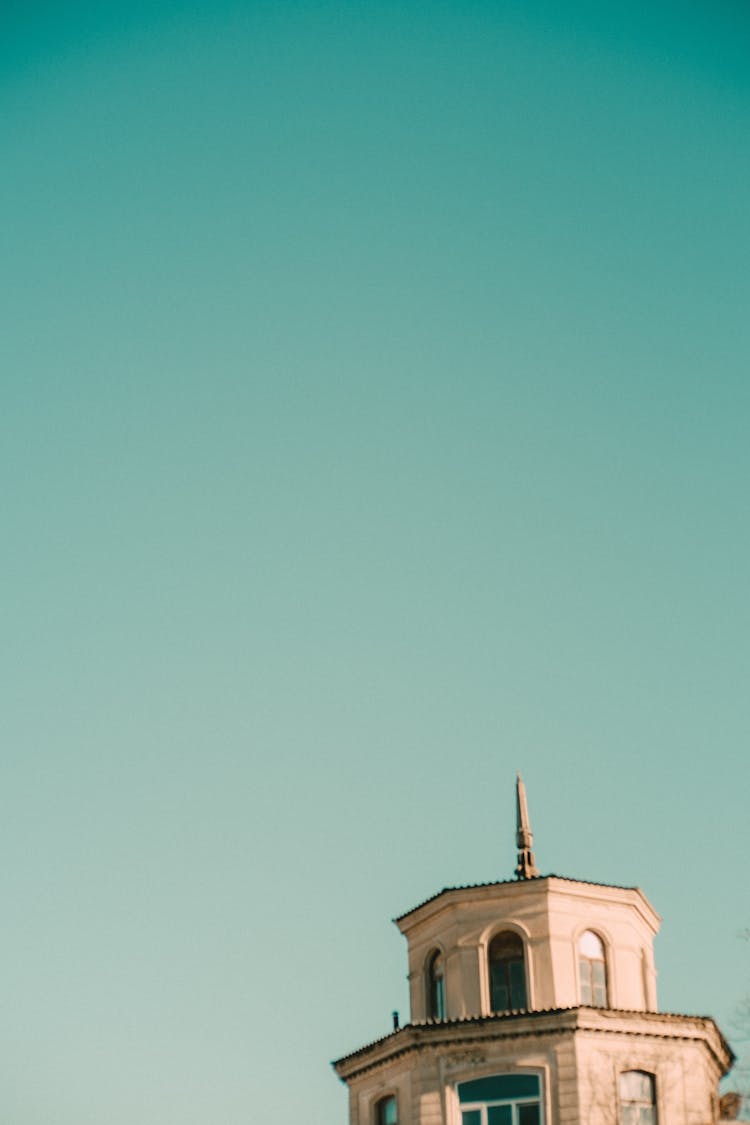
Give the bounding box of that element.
[426,949,445,1020]
[458,1072,541,1125]
[376,1095,398,1125]
[578,930,608,1007]
[488,931,527,1012]
[619,1071,657,1124]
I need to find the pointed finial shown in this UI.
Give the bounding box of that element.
[515,772,540,879]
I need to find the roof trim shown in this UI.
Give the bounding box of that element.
[332,1006,734,1078]
[393,874,647,925]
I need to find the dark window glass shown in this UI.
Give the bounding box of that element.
[427,950,445,1020]
[458,1073,542,1125]
[488,931,527,1012]
[509,959,526,1009]
[377,1095,398,1125]
[490,965,509,1012]
[459,1074,540,1103]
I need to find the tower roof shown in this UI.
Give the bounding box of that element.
[393,873,660,930]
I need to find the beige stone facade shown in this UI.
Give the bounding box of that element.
[333,806,743,1125]
[336,1006,730,1125]
[397,878,659,1020]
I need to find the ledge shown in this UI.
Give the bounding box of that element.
[332,1006,734,1082]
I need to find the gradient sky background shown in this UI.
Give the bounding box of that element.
[2,2,749,1122]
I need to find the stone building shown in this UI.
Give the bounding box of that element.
[333,776,744,1125]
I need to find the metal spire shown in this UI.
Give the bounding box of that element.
[515,772,540,879]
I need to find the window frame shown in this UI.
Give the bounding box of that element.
[618,1069,657,1125]
[374,1092,398,1125]
[576,928,609,1008]
[456,1070,544,1125]
[425,947,446,1021]
[486,928,529,1013]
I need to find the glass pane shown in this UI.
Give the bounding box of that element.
[579,930,604,958]
[518,1105,541,1125]
[489,931,524,959]
[487,1106,512,1125]
[579,960,592,1004]
[509,959,527,1009]
[462,1113,481,1125]
[489,933,525,1013]
[592,961,607,1005]
[490,967,509,1012]
[640,1109,656,1125]
[459,1075,540,1103]
[434,977,445,1019]
[378,1096,397,1125]
[620,1072,654,1102]
[621,1107,638,1125]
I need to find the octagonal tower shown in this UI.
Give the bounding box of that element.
[333,776,741,1125]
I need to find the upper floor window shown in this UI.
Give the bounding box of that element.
[578,930,608,1007]
[458,1072,541,1125]
[488,931,527,1012]
[619,1071,657,1124]
[376,1094,398,1125]
[426,949,445,1020]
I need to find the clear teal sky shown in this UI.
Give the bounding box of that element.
[2,3,749,1122]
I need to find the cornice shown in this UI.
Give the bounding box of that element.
[332,1007,733,1083]
[394,876,660,935]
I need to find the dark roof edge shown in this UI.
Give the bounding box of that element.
[332,1006,733,1072]
[393,874,643,924]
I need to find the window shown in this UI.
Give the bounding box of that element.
[619,1071,656,1125]
[578,930,608,1006]
[458,1073,541,1125]
[376,1095,398,1125]
[488,931,527,1012]
[426,949,445,1019]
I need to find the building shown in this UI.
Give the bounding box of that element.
[333,776,744,1125]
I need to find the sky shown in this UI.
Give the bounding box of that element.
[1,2,749,1122]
